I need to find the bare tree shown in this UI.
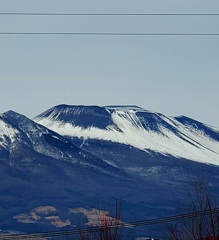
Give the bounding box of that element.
[169,181,219,240]
[77,199,122,240]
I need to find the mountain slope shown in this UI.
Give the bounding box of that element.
[0,105,218,239]
[0,110,123,174]
[0,110,136,233]
[34,105,219,166]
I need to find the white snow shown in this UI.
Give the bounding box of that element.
[35,107,219,166]
[0,118,19,148]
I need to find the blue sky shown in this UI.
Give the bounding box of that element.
[0,0,219,127]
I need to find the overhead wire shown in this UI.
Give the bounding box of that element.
[0,12,219,36]
[0,208,218,239]
[0,33,218,36]
[0,13,219,16]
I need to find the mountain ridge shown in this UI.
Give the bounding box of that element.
[34,104,219,166]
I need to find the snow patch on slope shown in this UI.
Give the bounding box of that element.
[0,118,19,148]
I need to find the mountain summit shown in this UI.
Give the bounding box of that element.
[34,105,219,166]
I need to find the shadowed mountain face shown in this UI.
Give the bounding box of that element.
[0,105,219,239]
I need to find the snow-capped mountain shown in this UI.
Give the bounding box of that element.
[0,110,122,175]
[34,105,219,166]
[0,105,218,239]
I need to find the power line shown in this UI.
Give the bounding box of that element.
[1,12,218,37]
[0,208,218,239]
[0,32,219,36]
[0,12,219,16]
